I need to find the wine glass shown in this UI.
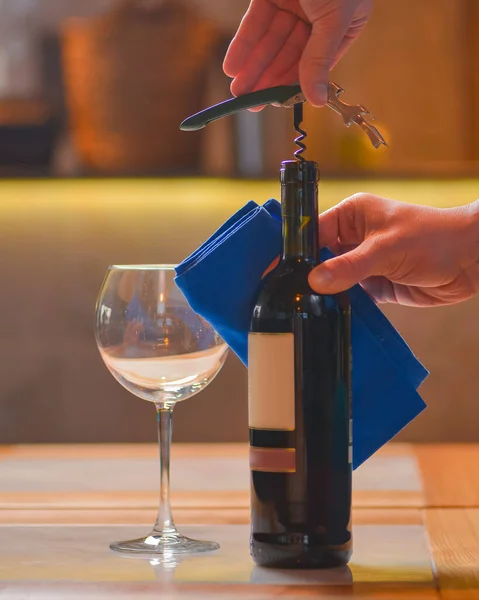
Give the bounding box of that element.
[94,265,229,555]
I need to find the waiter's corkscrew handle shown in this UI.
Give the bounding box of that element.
[179,85,304,131]
[180,82,387,149]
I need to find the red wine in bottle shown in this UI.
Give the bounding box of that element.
[248,160,352,569]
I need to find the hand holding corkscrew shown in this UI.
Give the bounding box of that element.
[179,3,479,308]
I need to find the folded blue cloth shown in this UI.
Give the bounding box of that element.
[175,199,428,469]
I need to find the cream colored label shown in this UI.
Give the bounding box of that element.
[248,332,295,430]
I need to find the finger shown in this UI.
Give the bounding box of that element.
[252,19,310,91]
[360,276,398,304]
[261,62,300,88]
[317,207,343,248]
[246,63,299,110]
[326,242,358,256]
[308,239,381,294]
[318,199,367,249]
[395,280,476,307]
[360,276,465,307]
[230,10,299,97]
[326,240,343,255]
[245,100,293,112]
[299,15,349,106]
[364,280,441,307]
[223,0,277,77]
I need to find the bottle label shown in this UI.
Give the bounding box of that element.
[248,332,295,431]
[249,446,296,473]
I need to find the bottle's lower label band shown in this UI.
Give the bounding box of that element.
[249,446,296,473]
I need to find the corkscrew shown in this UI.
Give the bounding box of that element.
[180,82,388,151]
[293,102,307,162]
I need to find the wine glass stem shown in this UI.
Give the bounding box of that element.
[153,403,177,536]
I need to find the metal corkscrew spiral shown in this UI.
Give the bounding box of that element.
[293,102,307,162]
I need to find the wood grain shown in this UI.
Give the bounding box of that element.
[416,445,479,507]
[0,581,439,599]
[353,509,423,526]
[0,508,249,525]
[0,443,410,461]
[0,490,249,510]
[4,442,479,599]
[0,508,422,526]
[0,490,425,511]
[353,491,423,509]
[0,443,249,461]
[0,514,434,597]
[0,443,423,510]
[425,509,479,598]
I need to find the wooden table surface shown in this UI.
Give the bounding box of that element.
[0,442,478,599]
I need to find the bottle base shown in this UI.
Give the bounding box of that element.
[251,538,352,569]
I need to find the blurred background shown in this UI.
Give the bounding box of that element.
[1,0,478,445]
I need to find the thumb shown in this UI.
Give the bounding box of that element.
[299,16,348,106]
[308,243,379,294]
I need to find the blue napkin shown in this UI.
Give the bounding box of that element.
[175,199,428,469]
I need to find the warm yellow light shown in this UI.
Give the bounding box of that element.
[0,178,471,225]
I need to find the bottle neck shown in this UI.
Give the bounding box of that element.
[281,161,319,265]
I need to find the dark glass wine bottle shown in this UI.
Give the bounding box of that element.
[248,159,352,569]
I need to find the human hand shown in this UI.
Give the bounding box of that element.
[223,0,373,107]
[308,194,479,307]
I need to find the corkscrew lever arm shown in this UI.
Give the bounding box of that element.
[327,82,387,149]
[179,85,304,131]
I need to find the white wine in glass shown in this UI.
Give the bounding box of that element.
[95,265,229,555]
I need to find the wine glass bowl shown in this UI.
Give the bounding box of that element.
[94,264,228,555]
[96,264,227,405]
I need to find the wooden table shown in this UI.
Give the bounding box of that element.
[0,443,477,599]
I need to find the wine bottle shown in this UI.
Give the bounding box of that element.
[248,159,352,569]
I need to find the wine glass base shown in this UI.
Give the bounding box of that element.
[110,531,220,556]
